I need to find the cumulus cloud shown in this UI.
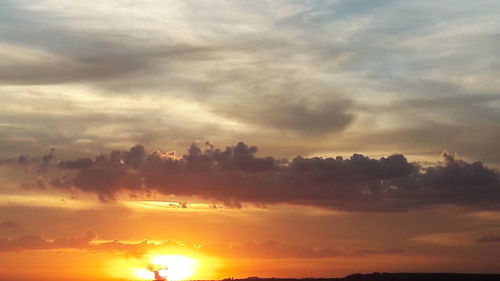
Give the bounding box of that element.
[33,142,499,211]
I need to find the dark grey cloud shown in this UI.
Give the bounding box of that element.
[217,96,354,135]
[26,142,499,212]
[0,46,210,86]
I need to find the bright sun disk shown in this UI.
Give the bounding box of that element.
[135,255,198,281]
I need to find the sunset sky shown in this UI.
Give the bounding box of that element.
[1,1,500,280]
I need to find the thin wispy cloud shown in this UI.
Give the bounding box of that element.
[1,0,499,164]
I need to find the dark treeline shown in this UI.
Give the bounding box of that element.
[215,272,500,281]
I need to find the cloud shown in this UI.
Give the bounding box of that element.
[203,240,346,259]
[31,142,499,212]
[0,220,21,229]
[0,231,161,255]
[356,248,405,255]
[216,95,354,135]
[0,231,403,259]
[201,240,404,259]
[90,239,162,257]
[475,234,500,243]
[349,94,500,164]
[2,0,500,164]
[0,231,95,252]
[0,1,216,87]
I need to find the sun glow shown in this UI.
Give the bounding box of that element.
[134,269,156,280]
[134,255,198,281]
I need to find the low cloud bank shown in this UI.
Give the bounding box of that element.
[0,231,96,251]
[17,142,500,212]
[0,231,401,258]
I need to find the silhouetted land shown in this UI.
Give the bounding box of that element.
[219,272,500,281]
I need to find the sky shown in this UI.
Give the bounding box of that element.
[1,0,500,280]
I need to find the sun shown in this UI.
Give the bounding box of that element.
[134,255,198,281]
